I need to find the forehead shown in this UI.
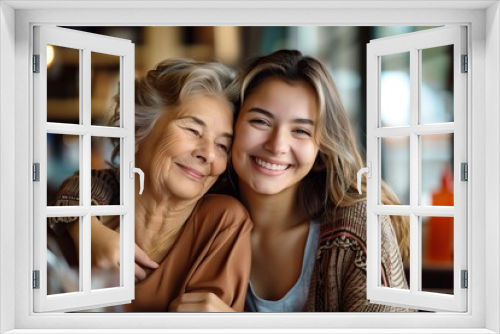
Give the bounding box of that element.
[175,94,234,128]
[244,78,319,119]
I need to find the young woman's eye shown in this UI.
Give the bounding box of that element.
[294,128,311,137]
[249,119,270,127]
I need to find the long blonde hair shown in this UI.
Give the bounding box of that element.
[232,50,409,264]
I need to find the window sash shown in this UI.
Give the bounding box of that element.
[366,26,467,312]
[32,25,136,313]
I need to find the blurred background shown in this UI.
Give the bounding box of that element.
[46,26,455,307]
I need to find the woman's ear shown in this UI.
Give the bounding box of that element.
[312,153,326,172]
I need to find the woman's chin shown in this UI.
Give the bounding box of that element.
[250,184,286,197]
[171,187,206,201]
[153,183,204,202]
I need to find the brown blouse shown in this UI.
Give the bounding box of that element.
[127,194,252,312]
[49,169,252,312]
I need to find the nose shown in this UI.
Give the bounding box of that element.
[193,138,216,164]
[263,129,289,156]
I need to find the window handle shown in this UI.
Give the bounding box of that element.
[357,162,371,194]
[129,161,144,195]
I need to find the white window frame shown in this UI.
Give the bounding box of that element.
[365,26,468,312]
[33,25,136,312]
[0,1,499,333]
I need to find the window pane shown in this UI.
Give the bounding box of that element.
[47,134,80,206]
[421,45,454,124]
[421,134,454,206]
[47,217,80,295]
[47,45,80,124]
[91,52,120,127]
[91,137,121,205]
[421,216,454,295]
[381,136,410,205]
[91,216,121,290]
[380,215,410,290]
[381,52,410,127]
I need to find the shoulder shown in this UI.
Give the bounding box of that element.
[333,201,368,223]
[192,194,252,229]
[60,168,119,188]
[57,168,118,197]
[320,201,368,240]
[90,168,120,184]
[197,194,249,214]
[320,201,394,245]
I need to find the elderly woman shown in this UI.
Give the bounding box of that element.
[49,59,252,312]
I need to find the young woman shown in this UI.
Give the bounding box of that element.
[172,50,412,312]
[49,58,252,312]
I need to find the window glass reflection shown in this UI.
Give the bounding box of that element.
[381,136,410,205]
[421,134,454,206]
[381,52,410,127]
[421,45,454,124]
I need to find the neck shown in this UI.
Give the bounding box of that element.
[238,181,308,233]
[133,177,198,262]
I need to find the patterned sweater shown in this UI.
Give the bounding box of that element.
[48,169,121,234]
[304,202,413,312]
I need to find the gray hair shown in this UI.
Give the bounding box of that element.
[109,58,238,164]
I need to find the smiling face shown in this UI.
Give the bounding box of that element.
[232,78,320,198]
[137,94,233,201]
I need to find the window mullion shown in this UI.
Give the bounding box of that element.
[122,51,135,291]
[81,47,92,294]
[76,48,85,293]
[409,47,420,295]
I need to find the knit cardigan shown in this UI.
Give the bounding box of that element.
[304,202,413,312]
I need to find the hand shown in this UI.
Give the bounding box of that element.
[89,217,122,270]
[67,217,158,282]
[169,292,236,312]
[134,243,159,282]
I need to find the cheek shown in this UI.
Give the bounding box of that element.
[231,140,243,158]
[231,137,245,159]
[299,144,320,167]
[233,126,260,157]
[151,145,172,171]
[232,120,249,154]
[149,133,182,178]
[155,131,183,158]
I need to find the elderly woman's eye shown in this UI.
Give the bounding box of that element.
[217,143,230,153]
[186,128,201,137]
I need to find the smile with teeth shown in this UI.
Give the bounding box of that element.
[254,157,290,171]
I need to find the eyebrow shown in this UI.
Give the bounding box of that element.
[247,107,315,126]
[183,116,233,140]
